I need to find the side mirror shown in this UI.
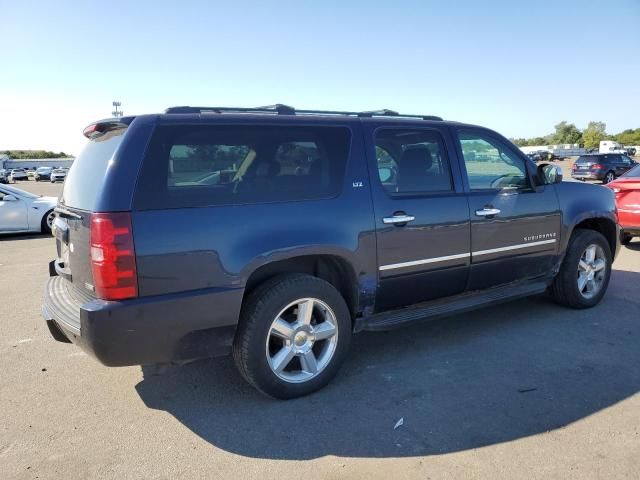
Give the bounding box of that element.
[2,194,18,202]
[537,163,563,185]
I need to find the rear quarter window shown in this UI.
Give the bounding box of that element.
[134,124,351,210]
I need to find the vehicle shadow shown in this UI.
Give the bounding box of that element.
[135,269,640,459]
[0,232,51,241]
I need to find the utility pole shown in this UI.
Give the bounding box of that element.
[112,101,123,118]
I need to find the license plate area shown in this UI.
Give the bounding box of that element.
[52,216,72,280]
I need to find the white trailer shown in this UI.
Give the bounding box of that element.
[599,140,625,153]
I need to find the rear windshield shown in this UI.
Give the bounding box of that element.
[575,156,597,164]
[622,164,640,178]
[60,128,126,210]
[134,124,351,210]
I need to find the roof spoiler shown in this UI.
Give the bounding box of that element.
[82,117,135,139]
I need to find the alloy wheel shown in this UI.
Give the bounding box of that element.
[577,244,606,299]
[46,211,56,229]
[265,298,339,383]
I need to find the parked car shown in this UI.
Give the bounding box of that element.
[571,153,637,183]
[43,105,620,399]
[0,169,8,184]
[606,163,640,245]
[0,184,57,234]
[34,166,53,181]
[8,168,29,182]
[50,168,68,183]
[526,150,556,163]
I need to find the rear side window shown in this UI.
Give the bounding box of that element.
[135,125,351,209]
[60,128,126,210]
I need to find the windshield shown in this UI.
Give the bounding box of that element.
[0,183,40,199]
[622,164,640,178]
[37,167,52,173]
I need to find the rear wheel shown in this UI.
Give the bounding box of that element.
[232,274,351,399]
[604,171,615,184]
[621,233,633,245]
[550,229,612,309]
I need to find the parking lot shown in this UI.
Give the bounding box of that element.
[1,177,639,480]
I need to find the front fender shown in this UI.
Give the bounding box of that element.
[554,182,619,257]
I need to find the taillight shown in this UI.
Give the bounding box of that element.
[90,212,138,300]
[591,163,604,170]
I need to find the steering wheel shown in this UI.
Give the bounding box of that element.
[490,173,522,189]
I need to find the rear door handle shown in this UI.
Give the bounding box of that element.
[382,214,416,225]
[475,208,501,217]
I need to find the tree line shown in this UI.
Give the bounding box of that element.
[511,122,640,149]
[1,150,72,159]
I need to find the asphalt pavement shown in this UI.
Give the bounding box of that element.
[1,179,639,480]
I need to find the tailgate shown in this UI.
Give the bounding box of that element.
[52,207,96,297]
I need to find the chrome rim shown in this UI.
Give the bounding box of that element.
[46,211,55,229]
[577,244,606,299]
[606,172,614,183]
[265,298,338,383]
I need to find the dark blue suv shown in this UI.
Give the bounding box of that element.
[43,105,620,398]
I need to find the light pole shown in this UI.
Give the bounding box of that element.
[112,101,123,118]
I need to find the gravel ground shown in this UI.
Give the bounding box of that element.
[1,180,639,480]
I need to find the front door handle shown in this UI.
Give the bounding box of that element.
[475,208,501,217]
[383,214,416,225]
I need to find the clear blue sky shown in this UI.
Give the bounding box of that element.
[1,0,639,154]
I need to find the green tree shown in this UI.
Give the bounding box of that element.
[582,121,608,150]
[550,121,582,145]
[613,128,640,145]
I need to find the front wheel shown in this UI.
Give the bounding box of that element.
[41,209,55,234]
[550,229,612,309]
[233,274,351,399]
[621,233,633,245]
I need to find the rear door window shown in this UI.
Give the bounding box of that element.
[135,125,351,209]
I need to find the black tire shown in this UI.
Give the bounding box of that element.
[603,171,615,184]
[41,209,54,234]
[550,229,612,309]
[232,274,352,399]
[621,233,633,245]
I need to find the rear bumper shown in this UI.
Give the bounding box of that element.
[42,273,242,366]
[571,171,602,180]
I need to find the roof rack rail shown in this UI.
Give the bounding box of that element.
[164,105,442,121]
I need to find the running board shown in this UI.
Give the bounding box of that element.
[360,281,549,332]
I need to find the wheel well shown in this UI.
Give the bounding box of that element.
[243,255,359,319]
[574,218,617,255]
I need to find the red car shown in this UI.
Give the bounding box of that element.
[606,163,640,245]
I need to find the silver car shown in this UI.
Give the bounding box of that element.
[50,168,68,183]
[9,169,29,182]
[0,184,57,234]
